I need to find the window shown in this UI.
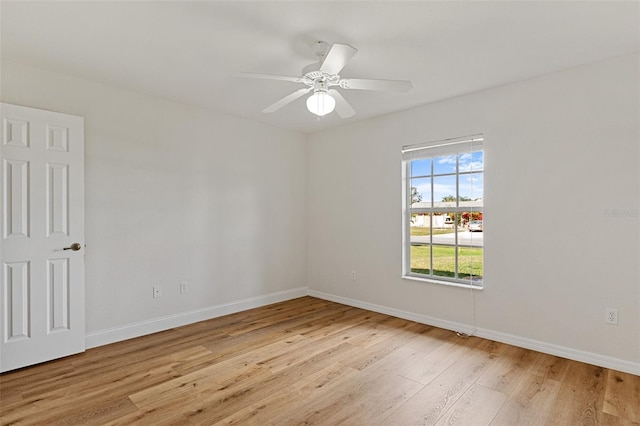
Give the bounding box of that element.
[402,135,484,287]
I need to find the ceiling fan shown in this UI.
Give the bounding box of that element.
[240,41,413,118]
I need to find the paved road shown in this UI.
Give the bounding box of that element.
[412,231,483,247]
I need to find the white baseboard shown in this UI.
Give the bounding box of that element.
[85,287,308,349]
[308,290,640,376]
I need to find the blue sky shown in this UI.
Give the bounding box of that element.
[410,151,484,204]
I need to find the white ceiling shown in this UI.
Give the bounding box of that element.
[1,1,638,134]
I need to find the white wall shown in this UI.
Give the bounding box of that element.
[1,61,308,339]
[307,53,640,371]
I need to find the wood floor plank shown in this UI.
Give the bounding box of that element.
[181,348,364,424]
[300,307,385,340]
[225,298,341,336]
[434,383,508,426]
[489,372,563,426]
[346,315,416,348]
[545,362,607,425]
[527,351,572,382]
[601,412,640,426]
[166,344,219,376]
[197,306,359,366]
[147,339,362,424]
[1,364,178,425]
[128,362,228,409]
[19,345,190,401]
[309,370,424,425]
[397,333,481,386]
[603,370,640,423]
[1,296,638,426]
[0,359,75,404]
[103,405,196,426]
[476,344,540,395]
[403,325,453,353]
[129,334,311,409]
[216,362,361,425]
[38,397,139,426]
[256,328,372,373]
[381,337,500,426]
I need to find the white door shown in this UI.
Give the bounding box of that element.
[0,103,85,373]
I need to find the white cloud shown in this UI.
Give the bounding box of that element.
[459,161,484,172]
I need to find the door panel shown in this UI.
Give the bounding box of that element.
[0,103,85,373]
[48,257,70,332]
[3,159,30,239]
[46,162,69,237]
[4,261,30,341]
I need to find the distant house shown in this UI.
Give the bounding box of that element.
[411,200,483,228]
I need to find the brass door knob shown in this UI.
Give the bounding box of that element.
[63,243,82,251]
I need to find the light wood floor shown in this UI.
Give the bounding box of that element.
[1,296,638,425]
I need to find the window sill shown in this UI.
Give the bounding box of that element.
[402,274,484,290]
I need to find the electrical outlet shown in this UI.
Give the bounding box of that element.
[606,308,618,325]
[153,285,162,298]
[180,281,188,294]
[351,271,356,281]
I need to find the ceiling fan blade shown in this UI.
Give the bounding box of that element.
[238,72,304,83]
[328,90,355,118]
[262,87,312,113]
[339,78,413,92]
[320,43,357,75]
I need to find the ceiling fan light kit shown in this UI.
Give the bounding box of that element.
[306,90,335,117]
[240,41,413,119]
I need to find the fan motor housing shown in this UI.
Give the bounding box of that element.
[301,63,340,86]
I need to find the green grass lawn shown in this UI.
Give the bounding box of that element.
[410,244,483,279]
[410,227,456,236]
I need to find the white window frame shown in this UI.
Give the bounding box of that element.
[402,134,484,288]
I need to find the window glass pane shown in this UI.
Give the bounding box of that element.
[411,212,457,239]
[457,246,483,282]
[409,177,431,206]
[433,175,456,204]
[433,155,457,175]
[410,244,430,275]
[459,151,484,172]
[431,211,457,233]
[410,159,431,177]
[461,212,483,244]
[459,172,483,201]
[432,245,456,278]
[409,214,431,235]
